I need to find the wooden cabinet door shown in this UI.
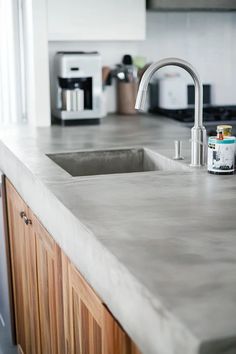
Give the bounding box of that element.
[62,254,141,354]
[6,179,40,354]
[104,310,141,354]
[32,214,65,354]
[62,255,103,354]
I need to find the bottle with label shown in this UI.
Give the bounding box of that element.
[208,127,235,174]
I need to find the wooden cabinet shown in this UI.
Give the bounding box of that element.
[32,214,65,354]
[6,180,64,354]
[47,0,146,41]
[6,179,40,354]
[6,178,141,354]
[62,256,103,354]
[62,254,141,354]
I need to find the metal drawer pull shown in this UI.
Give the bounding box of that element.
[20,211,26,218]
[23,215,32,225]
[20,211,32,225]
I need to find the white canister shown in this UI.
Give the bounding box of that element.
[208,136,235,174]
[71,90,77,111]
[61,89,73,111]
[75,88,84,111]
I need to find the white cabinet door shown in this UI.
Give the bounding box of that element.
[47,0,146,41]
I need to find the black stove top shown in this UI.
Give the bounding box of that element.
[150,105,236,135]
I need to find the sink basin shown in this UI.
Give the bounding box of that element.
[47,148,184,177]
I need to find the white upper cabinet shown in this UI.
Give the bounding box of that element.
[47,0,146,41]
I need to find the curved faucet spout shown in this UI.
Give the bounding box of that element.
[135,57,207,167]
[135,58,203,128]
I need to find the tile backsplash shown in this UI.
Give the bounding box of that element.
[49,11,236,113]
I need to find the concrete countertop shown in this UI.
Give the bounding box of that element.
[0,114,236,354]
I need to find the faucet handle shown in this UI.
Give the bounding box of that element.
[173,140,184,160]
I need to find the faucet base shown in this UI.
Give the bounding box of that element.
[190,126,207,167]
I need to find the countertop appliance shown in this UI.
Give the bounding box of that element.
[0,173,17,354]
[52,52,103,124]
[149,76,211,110]
[147,0,236,11]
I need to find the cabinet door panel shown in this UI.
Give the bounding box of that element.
[62,253,141,354]
[6,180,40,354]
[67,261,103,354]
[47,0,145,40]
[104,309,141,354]
[33,215,65,354]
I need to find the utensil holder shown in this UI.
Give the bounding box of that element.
[117,82,138,115]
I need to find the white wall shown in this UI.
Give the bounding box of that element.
[141,11,236,106]
[49,11,236,113]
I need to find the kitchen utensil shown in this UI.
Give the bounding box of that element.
[102,66,111,87]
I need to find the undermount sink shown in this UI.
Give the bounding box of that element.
[47,148,184,177]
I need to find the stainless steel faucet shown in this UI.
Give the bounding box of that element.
[135,58,207,167]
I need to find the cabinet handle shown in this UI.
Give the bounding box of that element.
[20,211,26,218]
[23,215,32,225]
[20,211,32,225]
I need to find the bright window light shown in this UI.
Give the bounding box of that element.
[0,0,25,125]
